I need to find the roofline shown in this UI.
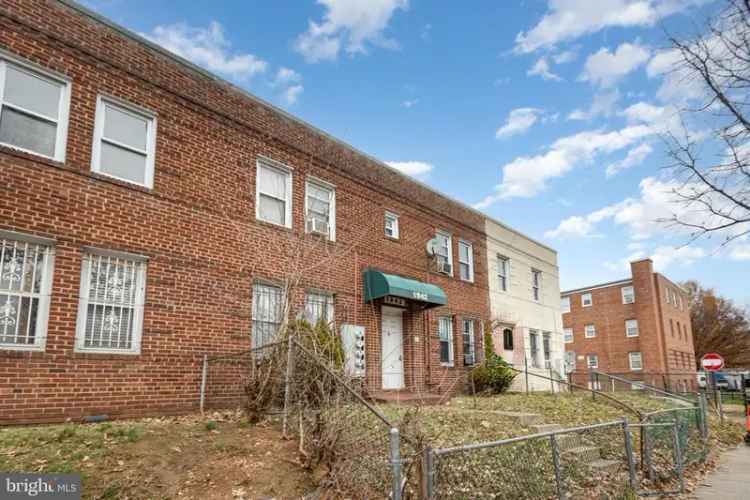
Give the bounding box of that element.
[484,219,557,255]
[58,0,551,250]
[561,278,633,296]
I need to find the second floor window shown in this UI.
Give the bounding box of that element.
[497,255,509,291]
[564,328,573,343]
[621,286,635,304]
[625,319,639,337]
[531,269,541,301]
[256,159,292,228]
[582,293,593,307]
[384,211,399,239]
[458,241,474,282]
[434,232,452,275]
[561,296,571,313]
[0,58,70,161]
[92,97,156,188]
[584,324,596,338]
[305,180,335,240]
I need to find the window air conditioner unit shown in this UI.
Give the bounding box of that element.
[437,261,452,275]
[306,217,329,236]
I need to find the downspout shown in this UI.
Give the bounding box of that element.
[354,250,358,325]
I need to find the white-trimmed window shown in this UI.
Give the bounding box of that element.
[565,351,576,371]
[0,55,71,161]
[438,316,454,366]
[587,354,599,369]
[564,327,573,344]
[665,288,671,304]
[304,291,334,327]
[462,319,476,366]
[75,250,147,354]
[629,352,643,371]
[529,330,541,368]
[305,179,335,240]
[584,324,596,338]
[252,283,284,348]
[434,231,453,275]
[497,255,509,291]
[385,211,399,239]
[543,332,552,369]
[256,158,293,228]
[621,286,635,304]
[0,232,55,351]
[625,319,639,338]
[458,240,474,282]
[531,269,542,302]
[91,96,157,188]
[582,293,592,307]
[561,296,571,313]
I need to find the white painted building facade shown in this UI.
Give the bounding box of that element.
[485,218,565,391]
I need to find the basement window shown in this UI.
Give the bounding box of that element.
[91,96,157,188]
[75,250,147,354]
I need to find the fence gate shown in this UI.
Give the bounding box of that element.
[634,420,685,497]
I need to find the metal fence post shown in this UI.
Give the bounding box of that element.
[199,353,208,414]
[390,427,402,500]
[549,367,555,393]
[550,433,565,499]
[698,392,709,440]
[622,418,638,492]
[524,357,530,394]
[717,390,724,423]
[672,419,685,493]
[422,446,434,500]
[282,334,295,438]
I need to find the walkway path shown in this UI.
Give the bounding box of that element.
[694,445,750,499]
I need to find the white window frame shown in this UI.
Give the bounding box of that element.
[74,248,147,355]
[0,230,56,352]
[529,330,541,368]
[384,211,399,239]
[561,296,571,314]
[91,95,157,189]
[304,177,336,241]
[621,286,635,304]
[304,290,335,327]
[255,157,293,228]
[252,282,285,349]
[582,293,593,307]
[458,240,474,282]
[542,332,552,369]
[584,324,596,338]
[497,255,509,292]
[0,52,71,162]
[564,327,573,344]
[435,231,453,276]
[565,351,576,371]
[462,319,476,366]
[438,316,454,367]
[587,354,599,369]
[531,269,542,302]
[625,319,639,338]
[629,352,643,371]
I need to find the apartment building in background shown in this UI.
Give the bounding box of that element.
[0,0,560,424]
[561,259,697,391]
[486,219,564,391]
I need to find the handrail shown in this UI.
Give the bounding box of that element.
[591,370,694,404]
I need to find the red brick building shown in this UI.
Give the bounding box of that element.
[561,259,697,392]
[0,0,491,424]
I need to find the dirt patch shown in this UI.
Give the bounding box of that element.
[0,411,316,499]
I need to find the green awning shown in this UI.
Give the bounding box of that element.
[363,270,447,309]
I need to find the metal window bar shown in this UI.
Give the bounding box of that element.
[462,320,475,366]
[0,238,48,346]
[304,292,334,328]
[252,284,283,348]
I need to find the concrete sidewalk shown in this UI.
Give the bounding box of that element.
[694,445,750,499]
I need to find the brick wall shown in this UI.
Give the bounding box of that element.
[0,0,490,423]
[563,259,697,390]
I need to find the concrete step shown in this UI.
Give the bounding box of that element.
[588,459,621,473]
[532,423,563,433]
[555,433,581,450]
[562,446,601,462]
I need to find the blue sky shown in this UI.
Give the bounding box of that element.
[82,0,748,306]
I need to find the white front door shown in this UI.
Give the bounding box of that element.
[381,306,404,390]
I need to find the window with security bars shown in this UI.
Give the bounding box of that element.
[76,253,146,353]
[0,236,54,350]
[252,283,284,348]
[304,291,334,327]
[0,58,70,161]
[462,319,475,366]
[438,316,453,366]
[529,330,541,368]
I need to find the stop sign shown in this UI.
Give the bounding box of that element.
[701,353,725,372]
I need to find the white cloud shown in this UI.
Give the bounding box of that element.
[476,124,654,207]
[386,161,434,178]
[514,0,707,53]
[143,21,268,79]
[604,245,706,272]
[646,47,704,103]
[282,85,304,105]
[294,0,408,63]
[545,204,624,239]
[272,68,304,105]
[527,57,562,81]
[274,67,302,86]
[730,244,750,261]
[580,42,651,87]
[402,99,419,108]
[568,90,621,121]
[495,108,544,139]
[553,49,578,64]
[606,142,654,177]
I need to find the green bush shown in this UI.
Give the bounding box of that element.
[469,329,516,394]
